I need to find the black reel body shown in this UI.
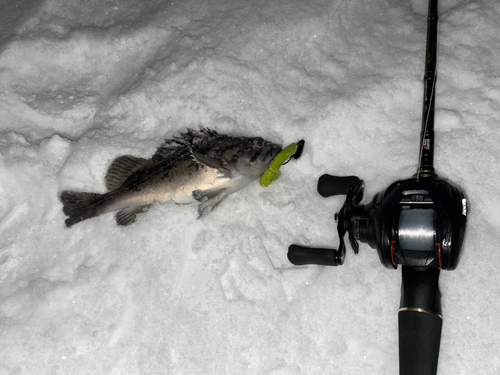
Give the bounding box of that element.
[288,175,467,270]
[358,176,467,270]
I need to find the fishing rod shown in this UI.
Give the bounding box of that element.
[288,0,468,374]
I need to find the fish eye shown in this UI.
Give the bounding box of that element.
[253,138,265,148]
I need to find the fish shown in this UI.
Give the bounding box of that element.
[60,128,282,227]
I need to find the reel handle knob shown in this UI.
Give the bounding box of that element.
[317,175,360,197]
[287,245,344,266]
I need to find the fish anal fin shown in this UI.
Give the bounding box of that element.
[105,155,151,191]
[115,204,151,226]
[196,189,229,218]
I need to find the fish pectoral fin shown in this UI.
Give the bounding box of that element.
[196,189,229,218]
[115,204,151,226]
[193,188,224,202]
[192,189,208,202]
[105,155,151,191]
[191,150,230,175]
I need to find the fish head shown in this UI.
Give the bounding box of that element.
[220,136,282,179]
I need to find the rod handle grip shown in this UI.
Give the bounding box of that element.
[399,266,442,375]
[399,310,442,375]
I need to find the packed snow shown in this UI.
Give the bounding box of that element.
[0,0,499,374]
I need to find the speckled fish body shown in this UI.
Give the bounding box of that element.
[60,128,282,227]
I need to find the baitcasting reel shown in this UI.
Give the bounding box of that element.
[288,173,467,271]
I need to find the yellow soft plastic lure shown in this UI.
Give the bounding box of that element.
[260,140,304,187]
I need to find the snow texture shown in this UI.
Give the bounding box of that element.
[0,0,499,374]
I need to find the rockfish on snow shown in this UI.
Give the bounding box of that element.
[60,128,282,227]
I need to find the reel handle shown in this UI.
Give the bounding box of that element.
[288,174,361,266]
[318,175,360,197]
[287,245,344,266]
[399,266,442,375]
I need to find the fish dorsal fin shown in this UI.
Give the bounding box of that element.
[152,144,180,162]
[105,155,151,191]
[115,204,151,226]
[152,128,219,162]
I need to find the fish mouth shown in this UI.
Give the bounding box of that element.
[269,144,283,160]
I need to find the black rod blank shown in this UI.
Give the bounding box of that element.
[418,0,438,177]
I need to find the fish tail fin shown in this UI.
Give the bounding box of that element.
[60,190,104,227]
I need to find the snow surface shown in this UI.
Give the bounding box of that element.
[0,0,499,374]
